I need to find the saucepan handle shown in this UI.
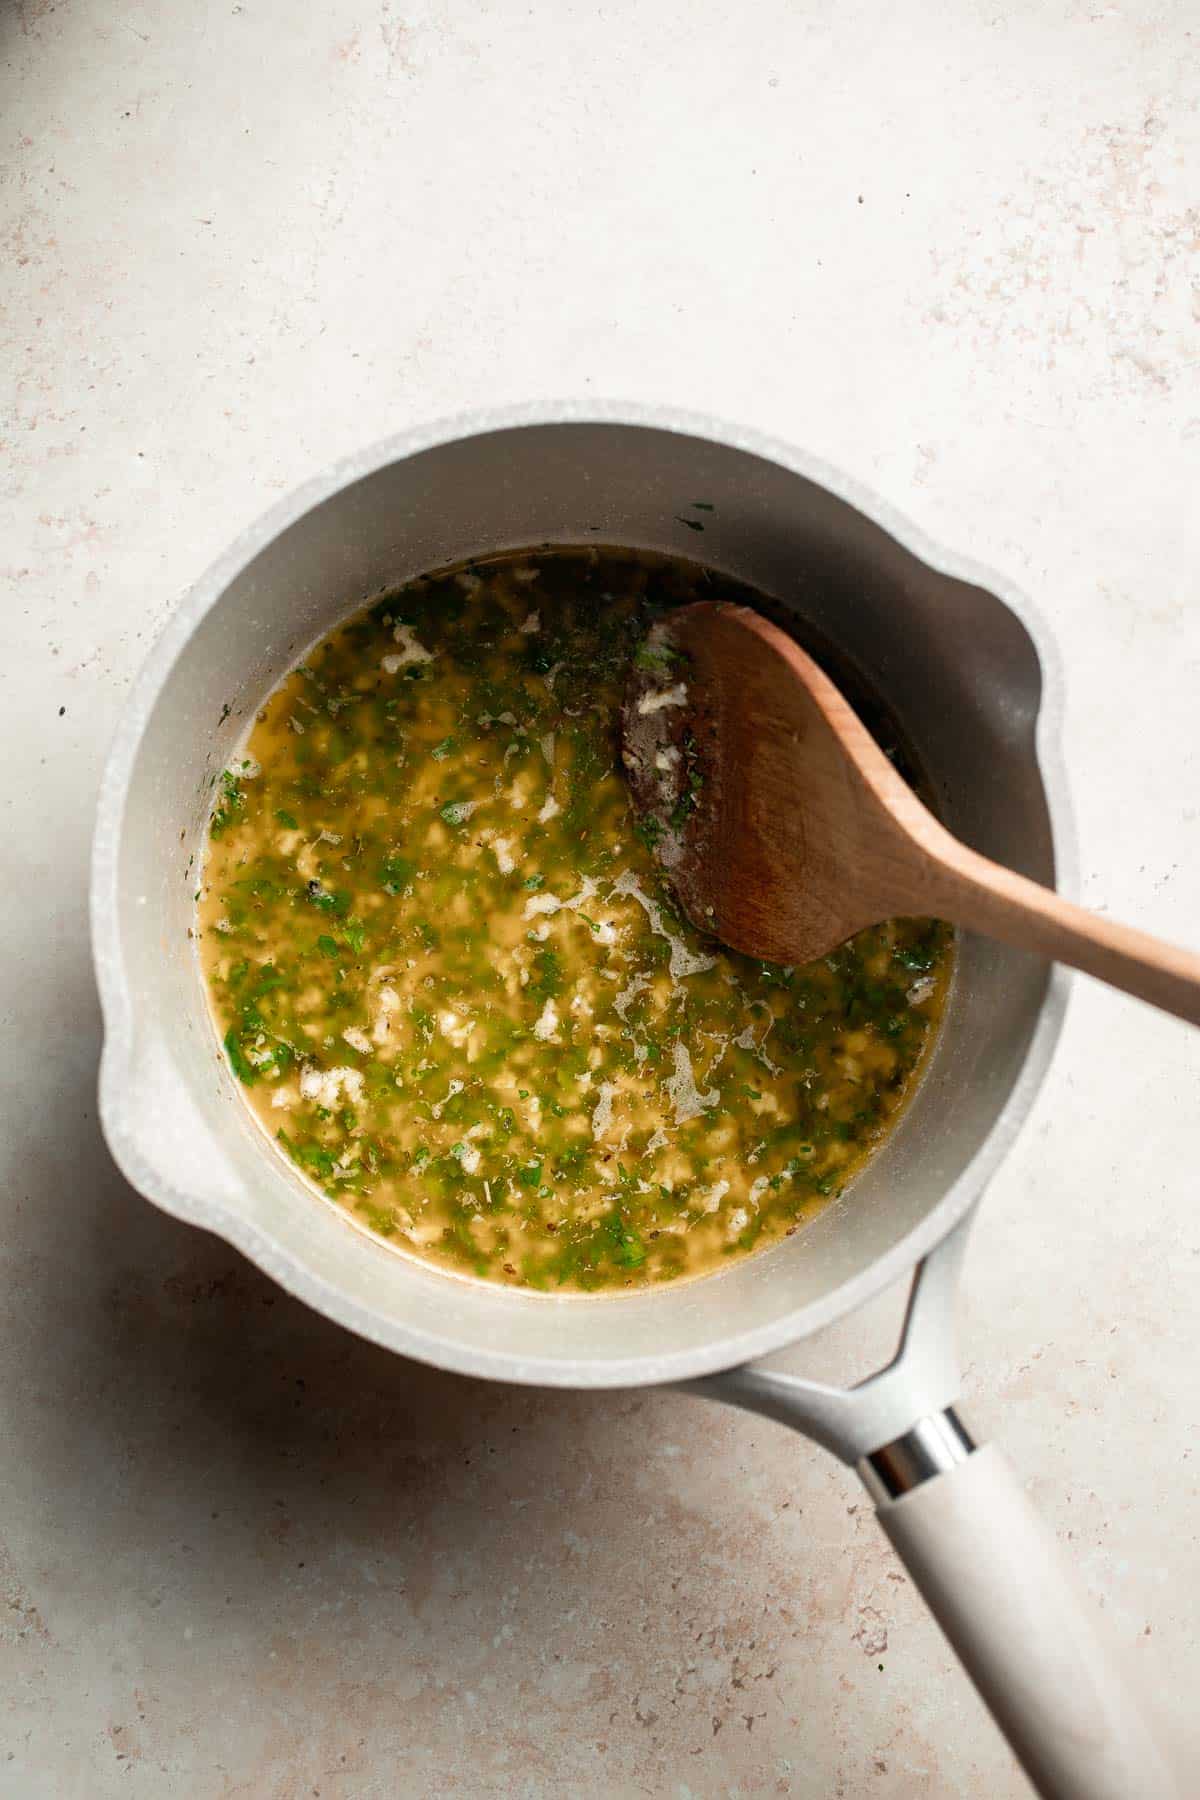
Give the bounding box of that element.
[873,1440,1181,1800]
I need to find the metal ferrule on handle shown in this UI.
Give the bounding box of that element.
[859,1407,975,1504]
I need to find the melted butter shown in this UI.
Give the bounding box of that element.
[198,548,952,1292]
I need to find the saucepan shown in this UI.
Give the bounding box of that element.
[91,405,1181,1798]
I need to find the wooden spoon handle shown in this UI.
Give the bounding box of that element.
[923,835,1200,1027]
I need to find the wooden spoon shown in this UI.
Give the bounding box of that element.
[622,601,1200,1026]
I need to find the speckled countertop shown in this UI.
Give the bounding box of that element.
[2,3,1198,1794]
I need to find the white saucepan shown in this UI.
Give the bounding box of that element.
[91,405,1182,1798]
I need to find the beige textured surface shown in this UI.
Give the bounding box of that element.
[2,1,1199,1794]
